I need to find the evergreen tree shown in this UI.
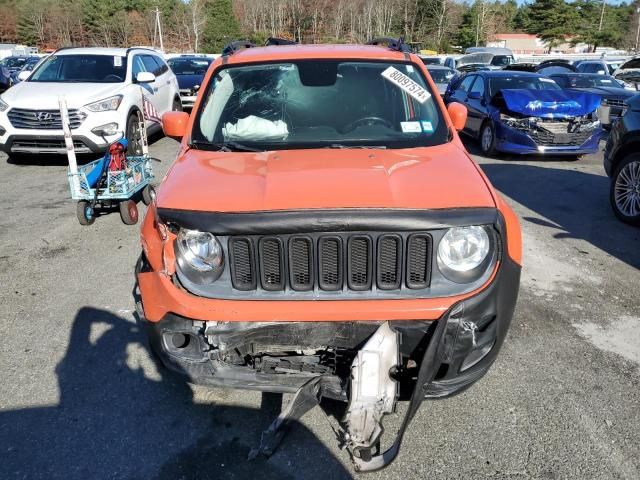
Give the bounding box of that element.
[202,0,241,53]
[526,0,577,52]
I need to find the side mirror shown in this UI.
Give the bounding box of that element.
[162,111,189,141]
[18,70,30,81]
[467,91,482,100]
[136,72,156,83]
[447,102,468,131]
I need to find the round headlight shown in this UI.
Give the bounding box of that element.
[176,229,224,283]
[438,226,490,273]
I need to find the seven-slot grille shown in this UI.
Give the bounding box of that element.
[7,108,86,130]
[228,233,433,293]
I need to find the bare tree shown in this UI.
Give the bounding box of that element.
[189,0,206,52]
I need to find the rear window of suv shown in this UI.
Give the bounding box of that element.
[29,54,128,83]
[192,60,447,150]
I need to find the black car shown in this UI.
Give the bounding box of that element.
[167,56,212,109]
[10,56,41,84]
[547,73,635,127]
[0,65,10,92]
[604,94,640,225]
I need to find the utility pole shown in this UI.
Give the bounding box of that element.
[598,0,606,31]
[636,6,640,53]
[154,7,164,52]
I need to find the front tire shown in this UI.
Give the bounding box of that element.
[610,153,640,226]
[119,200,139,225]
[126,112,144,156]
[480,122,497,156]
[141,185,156,206]
[77,201,95,226]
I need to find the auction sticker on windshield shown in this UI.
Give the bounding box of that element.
[381,67,431,103]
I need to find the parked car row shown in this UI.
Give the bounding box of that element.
[420,50,640,225]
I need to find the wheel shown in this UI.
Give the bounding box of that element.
[126,112,144,155]
[172,98,183,112]
[119,200,139,225]
[142,185,156,206]
[76,201,95,226]
[610,153,640,226]
[480,122,497,156]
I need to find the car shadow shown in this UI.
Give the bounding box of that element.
[480,163,640,270]
[0,307,353,480]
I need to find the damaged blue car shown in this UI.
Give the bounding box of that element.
[444,71,603,157]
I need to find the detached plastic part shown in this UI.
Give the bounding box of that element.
[342,322,399,461]
[347,315,449,472]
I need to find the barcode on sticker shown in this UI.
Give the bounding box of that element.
[381,67,431,103]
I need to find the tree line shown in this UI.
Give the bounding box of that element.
[0,0,638,54]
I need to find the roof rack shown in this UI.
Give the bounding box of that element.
[366,37,412,53]
[265,37,297,46]
[222,40,256,56]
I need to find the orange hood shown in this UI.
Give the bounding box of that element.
[157,143,496,212]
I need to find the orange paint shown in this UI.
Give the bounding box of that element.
[156,145,496,213]
[139,44,523,324]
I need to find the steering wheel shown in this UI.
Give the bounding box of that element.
[340,116,394,134]
[104,74,122,82]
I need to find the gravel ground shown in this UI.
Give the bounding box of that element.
[0,136,639,480]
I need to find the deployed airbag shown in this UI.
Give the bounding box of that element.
[223,115,288,141]
[501,89,601,118]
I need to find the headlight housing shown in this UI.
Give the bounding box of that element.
[437,226,493,283]
[175,228,224,284]
[84,95,123,112]
[0,97,8,112]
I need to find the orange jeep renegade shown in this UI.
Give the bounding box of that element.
[136,40,522,471]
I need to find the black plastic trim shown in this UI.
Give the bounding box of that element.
[288,236,314,291]
[157,207,499,234]
[377,234,403,290]
[347,235,373,291]
[228,237,257,291]
[318,236,344,291]
[406,233,433,289]
[258,236,286,291]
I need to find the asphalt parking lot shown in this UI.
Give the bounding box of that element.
[1,135,639,480]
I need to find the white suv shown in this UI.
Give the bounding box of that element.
[0,47,181,156]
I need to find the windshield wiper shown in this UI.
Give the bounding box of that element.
[323,144,387,149]
[190,140,264,152]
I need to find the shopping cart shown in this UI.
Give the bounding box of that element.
[68,151,155,225]
[61,97,155,225]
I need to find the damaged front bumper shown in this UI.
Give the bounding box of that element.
[135,255,520,470]
[494,121,602,156]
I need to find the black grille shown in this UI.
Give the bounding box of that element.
[11,138,88,152]
[377,235,402,290]
[229,232,433,293]
[8,108,86,130]
[348,237,372,290]
[606,99,625,107]
[527,126,593,147]
[406,234,432,289]
[319,237,342,290]
[229,238,255,290]
[289,237,313,291]
[259,238,284,290]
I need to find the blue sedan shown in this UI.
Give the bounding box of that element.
[444,71,603,157]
